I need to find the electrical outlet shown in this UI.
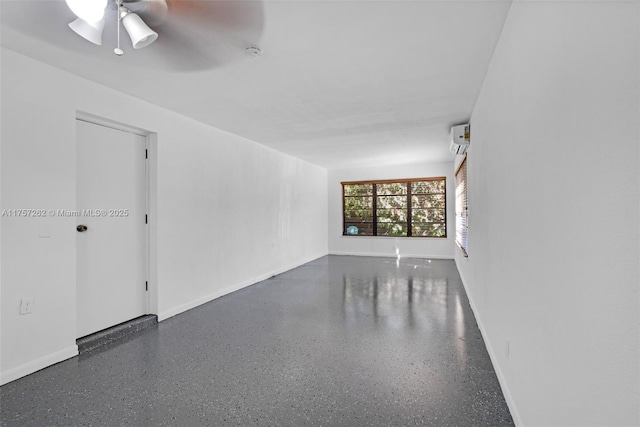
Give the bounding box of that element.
[505,340,510,360]
[19,298,34,315]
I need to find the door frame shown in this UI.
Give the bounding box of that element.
[75,111,158,321]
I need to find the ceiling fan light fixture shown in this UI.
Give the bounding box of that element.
[68,17,105,46]
[65,0,107,23]
[121,10,158,49]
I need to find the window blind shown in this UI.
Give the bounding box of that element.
[455,158,468,256]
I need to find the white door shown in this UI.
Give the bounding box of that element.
[76,119,147,338]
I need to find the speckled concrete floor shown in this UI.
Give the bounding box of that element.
[0,256,513,426]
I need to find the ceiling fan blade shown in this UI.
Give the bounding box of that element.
[150,21,231,71]
[164,0,264,36]
[149,0,264,71]
[123,0,170,27]
[123,0,264,71]
[1,0,264,73]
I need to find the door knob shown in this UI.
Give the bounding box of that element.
[77,225,88,232]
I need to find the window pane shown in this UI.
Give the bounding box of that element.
[344,196,373,209]
[376,195,407,209]
[343,184,374,236]
[377,183,407,195]
[412,223,446,237]
[412,180,445,194]
[411,208,446,222]
[376,208,407,223]
[377,222,407,236]
[344,210,372,222]
[411,194,445,209]
[344,184,373,196]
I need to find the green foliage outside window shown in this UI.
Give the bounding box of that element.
[342,178,446,238]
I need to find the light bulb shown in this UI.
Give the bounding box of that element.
[121,11,158,49]
[69,17,105,45]
[65,0,107,23]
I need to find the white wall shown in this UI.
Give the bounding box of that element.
[328,162,454,259]
[456,2,639,426]
[0,48,328,384]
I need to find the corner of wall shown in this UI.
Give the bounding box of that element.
[158,253,327,322]
[454,257,523,426]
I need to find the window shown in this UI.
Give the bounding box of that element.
[342,177,446,238]
[455,157,468,256]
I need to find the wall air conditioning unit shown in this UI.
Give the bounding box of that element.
[450,124,470,155]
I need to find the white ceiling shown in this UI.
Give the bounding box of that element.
[1,0,512,169]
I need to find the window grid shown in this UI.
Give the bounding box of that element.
[342,177,446,238]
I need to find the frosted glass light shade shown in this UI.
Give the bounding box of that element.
[69,17,105,45]
[65,0,107,23]
[122,13,158,49]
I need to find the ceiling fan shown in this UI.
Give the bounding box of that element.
[3,0,264,71]
[66,0,168,54]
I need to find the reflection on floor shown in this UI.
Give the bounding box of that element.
[0,255,513,426]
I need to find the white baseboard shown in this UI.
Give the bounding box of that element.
[0,254,329,385]
[158,252,327,321]
[455,259,523,427]
[0,345,78,386]
[329,251,453,260]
